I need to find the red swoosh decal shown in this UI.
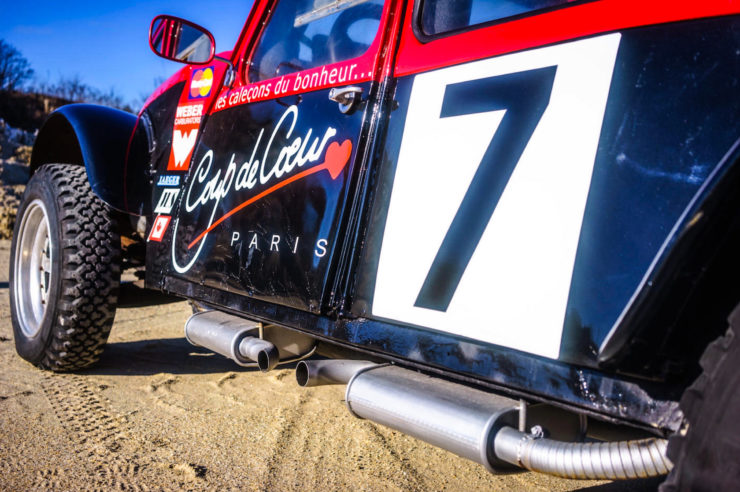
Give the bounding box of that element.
[187,139,352,250]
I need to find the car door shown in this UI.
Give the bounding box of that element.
[158,0,396,314]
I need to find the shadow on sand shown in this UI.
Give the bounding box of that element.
[87,337,257,376]
[118,281,183,308]
[578,477,663,491]
[87,337,303,377]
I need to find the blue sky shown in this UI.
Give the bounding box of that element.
[1,1,253,106]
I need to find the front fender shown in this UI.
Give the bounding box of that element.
[30,104,152,215]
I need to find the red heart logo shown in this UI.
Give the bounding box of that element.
[324,139,352,180]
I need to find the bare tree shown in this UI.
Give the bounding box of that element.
[0,39,34,91]
[39,74,87,101]
[87,87,135,113]
[36,74,134,112]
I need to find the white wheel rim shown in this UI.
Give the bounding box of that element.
[13,199,53,338]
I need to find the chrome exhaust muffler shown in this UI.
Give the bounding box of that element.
[297,360,520,472]
[185,311,314,371]
[296,360,672,478]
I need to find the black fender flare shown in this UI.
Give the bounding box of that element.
[598,137,740,375]
[30,103,152,216]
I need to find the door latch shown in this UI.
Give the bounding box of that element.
[329,86,363,114]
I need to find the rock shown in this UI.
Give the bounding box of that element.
[0,158,29,240]
[0,184,21,240]
[13,145,32,165]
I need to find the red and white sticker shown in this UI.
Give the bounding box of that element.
[167,103,203,171]
[189,66,214,99]
[148,215,172,242]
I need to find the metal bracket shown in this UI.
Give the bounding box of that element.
[214,54,235,89]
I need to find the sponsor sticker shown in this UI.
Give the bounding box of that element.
[157,175,180,187]
[167,103,204,171]
[154,188,179,214]
[148,215,171,242]
[167,125,199,171]
[170,104,353,274]
[189,66,214,99]
[173,102,203,125]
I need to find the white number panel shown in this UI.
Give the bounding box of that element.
[373,34,621,359]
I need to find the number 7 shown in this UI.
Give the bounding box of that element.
[415,66,557,311]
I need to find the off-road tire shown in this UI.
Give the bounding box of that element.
[660,304,740,491]
[9,164,121,371]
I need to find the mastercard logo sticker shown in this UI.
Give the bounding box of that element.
[189,66,214,99]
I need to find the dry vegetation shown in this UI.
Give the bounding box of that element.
[0,119,32,239]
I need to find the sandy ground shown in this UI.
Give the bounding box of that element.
[0,239,665,491]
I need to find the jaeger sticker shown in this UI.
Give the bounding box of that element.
[167,103,203,171]
[154,188,179,214]
[157,175,180,186]
[148,215,172,242]
[189,66,214,99]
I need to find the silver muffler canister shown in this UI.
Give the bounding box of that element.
[344,364,520,473]
[185,310,262,367]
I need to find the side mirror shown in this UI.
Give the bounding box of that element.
[149,15,215,65]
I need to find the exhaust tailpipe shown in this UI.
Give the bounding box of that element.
[296,360,672,479]
[185,311,313,371]
[239,337,280,372]
[296,359,376,387]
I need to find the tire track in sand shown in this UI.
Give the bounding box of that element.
[253,384,427,492]
[362,421,426,490]
[37,373,150,491]
[258,389,313,491]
